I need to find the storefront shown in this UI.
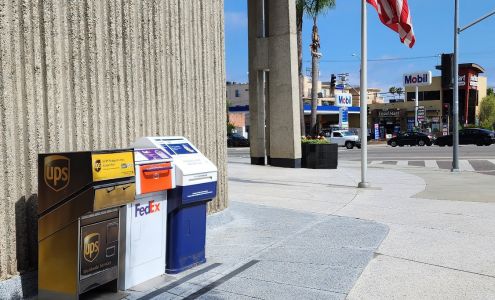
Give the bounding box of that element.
[370,108,405,139]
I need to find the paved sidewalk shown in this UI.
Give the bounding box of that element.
[127,156,495,299]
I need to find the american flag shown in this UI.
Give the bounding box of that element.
[367,0,416,48]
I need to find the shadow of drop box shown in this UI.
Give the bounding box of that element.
[37,150,135,299]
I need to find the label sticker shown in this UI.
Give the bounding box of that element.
[91,152,134,181]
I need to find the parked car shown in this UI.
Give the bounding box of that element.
[387,132,433,147]
[435,128,495,147]
[227,134,250,147]
[328,130,361,149]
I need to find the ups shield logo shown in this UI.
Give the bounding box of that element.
[44,155,70,192]
[94,160,102,172]
[83,233,100,262]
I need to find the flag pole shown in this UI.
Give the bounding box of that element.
[452,0,460,172]
[359,0,370,188]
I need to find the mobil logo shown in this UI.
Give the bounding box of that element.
[135,200,160,217]
[404,71,432,87]
[336,93,352,107]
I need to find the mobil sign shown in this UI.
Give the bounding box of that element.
[336,93,352,107]
[403,71,432,87]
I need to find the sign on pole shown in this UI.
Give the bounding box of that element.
[403,71,432,87]
[339,107,349,129]
[335,93,353,107]
[417,106,425,123]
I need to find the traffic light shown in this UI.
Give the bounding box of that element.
[330,74,336,96]
[440,53,454,89]
[330,74,336,88]
[442,103,450,124]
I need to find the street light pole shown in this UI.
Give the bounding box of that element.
[452,0,460,172]
[358,0,370,188]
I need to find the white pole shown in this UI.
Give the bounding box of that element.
[358,0,370,188]
[415,86,419,128]
[452,0,460,171]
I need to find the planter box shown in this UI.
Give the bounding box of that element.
[301,143,338,169]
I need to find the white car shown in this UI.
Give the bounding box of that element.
[328,130,361,149]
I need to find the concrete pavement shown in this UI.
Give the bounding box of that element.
[123,152,495,299]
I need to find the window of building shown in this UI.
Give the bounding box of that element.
[407,90,441,101]
[423,91,440,101]
[235,90,240,97]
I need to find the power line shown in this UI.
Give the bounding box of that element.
[308,49,495,64]
[312,55,440,63]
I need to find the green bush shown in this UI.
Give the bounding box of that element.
[301,137,330,144]
[227,122,236,135]
[479,94,495,130]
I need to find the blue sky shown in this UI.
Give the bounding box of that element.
[224,0,495,92]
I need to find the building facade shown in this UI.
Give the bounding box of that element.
[0,0,227,281]
[226,82,249,106]
[369,67,488,138]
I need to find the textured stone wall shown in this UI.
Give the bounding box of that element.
[0,0,226,280]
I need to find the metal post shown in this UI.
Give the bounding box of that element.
[358,0,370,188]
[452,0,460,171]
[415,86,419,128]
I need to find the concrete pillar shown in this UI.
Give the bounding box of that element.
[248,0,302,168]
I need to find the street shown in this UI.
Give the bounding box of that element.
[228,144,495,175]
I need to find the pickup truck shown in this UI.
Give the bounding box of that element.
[328,130,361,149]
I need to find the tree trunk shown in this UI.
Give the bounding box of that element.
[311,54,319,136]
[297,8,305,137]
[310,18,319,136]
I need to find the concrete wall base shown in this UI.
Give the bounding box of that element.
[0,272,37,300]
[251,157,266,165]
[270,158,302,169]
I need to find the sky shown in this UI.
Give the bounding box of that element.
[224,0,495,95]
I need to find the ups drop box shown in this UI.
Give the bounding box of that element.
[38,150,135,299]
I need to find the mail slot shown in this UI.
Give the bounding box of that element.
[138,162,173,194]
[38,150,135,299]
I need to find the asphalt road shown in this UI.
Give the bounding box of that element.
[228,144,495,161]
[228,144,495,175]
[338,144,495,161]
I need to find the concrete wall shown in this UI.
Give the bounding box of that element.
[0,0,226,280]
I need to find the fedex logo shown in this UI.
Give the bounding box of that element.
[135,200,160,217]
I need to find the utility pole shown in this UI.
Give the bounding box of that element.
[452,2,495,172]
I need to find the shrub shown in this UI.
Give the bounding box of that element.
[301,136,330,144]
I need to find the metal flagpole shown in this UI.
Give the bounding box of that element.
[452,0,460,171]
[358,0,370,188]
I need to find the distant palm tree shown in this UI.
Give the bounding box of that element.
[389,87,397,100]
[305,0,336,136]
[396,87,404,100]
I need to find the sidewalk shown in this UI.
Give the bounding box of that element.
[127,157,495,299]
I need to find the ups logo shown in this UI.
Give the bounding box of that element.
[83,233,100,262]
[94,160,102,172]
[44,155,70,192]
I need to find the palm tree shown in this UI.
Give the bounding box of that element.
[296,0,306,136]
[389,87,397,100]
[396,87,404,101]
[305,0,336,136]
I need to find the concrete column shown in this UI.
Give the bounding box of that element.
[248,0,301,168]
